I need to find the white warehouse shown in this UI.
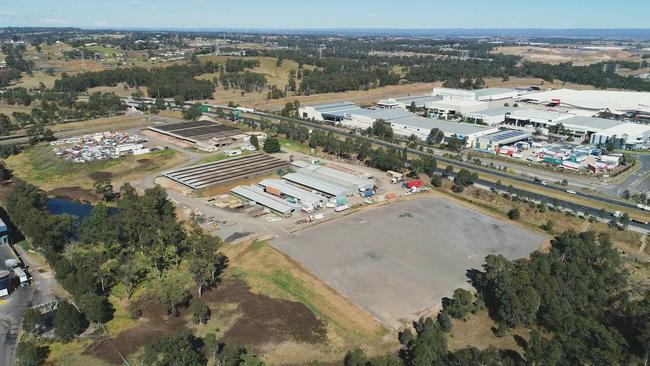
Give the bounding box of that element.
[389,116,498,147]
[590,123,650,149]
[433,87,520,101]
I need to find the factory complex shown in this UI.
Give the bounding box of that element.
[299,86,650,151]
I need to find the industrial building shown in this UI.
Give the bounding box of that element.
[466,107,514,125]
[519,88,650,117]
[298,101,362,122]
[163,154,288,190]
[231,185,297,216]
[389,116,498,147]
[475,130,531,151]
[298,164,375,192]
[258,179,326,211]
[433,87,520,101]
[503,109,574,129]
[283,172,352,197]
[425,99,488,119]
[590,123,650,149]
[339,108,414,130]
[376,94,443,109]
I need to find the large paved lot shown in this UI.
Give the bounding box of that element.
[272,196,546,328]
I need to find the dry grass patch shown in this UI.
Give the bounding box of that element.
[447,311,527,354]
[222,240,394,363]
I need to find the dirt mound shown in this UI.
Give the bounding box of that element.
[204,279,327,346]
[48,186,98,202]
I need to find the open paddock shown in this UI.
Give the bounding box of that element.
[272,196,546,328]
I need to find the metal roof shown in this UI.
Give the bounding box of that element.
[480,129,531,143]
[506,109,573,122]
[231,185,296,214]
[473,88,518,98]
[345,108,413,121]
[391,116,494,136]
[300,165,374,190]
[258,179,326,205]
[467,107,514,118]
[283,172,351,197]
[312,101,360,113]
[561,116,622,131]
[394,95,443,107]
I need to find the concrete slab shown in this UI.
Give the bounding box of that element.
[272,196,546,329]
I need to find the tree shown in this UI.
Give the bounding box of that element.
[93,180,117,202]
[263,136,281,153]
[441,288,478,320]
[454,168,478,187]
[53,300,89,341]
[182,103,202,120]
[189,257,213,299]
[436,311,453,332]
[507,208,521,220]
[426,128,444,145]
[431,174,443,188]
[190,298,211,324]
[118,260,148,300]
[160,276,190,316]
[78,294,114,324]
[16,339,49,366]
[23,308,43,335]
[249,134,259,150]
[401,317,447,366]
[141,330,206,366]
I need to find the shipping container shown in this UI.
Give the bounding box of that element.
[335,196,348,206]
[334,204,349,212]
[406,180,423,189]
[265,186,282,197]
[0,270,11,297]
[362,190,375,197]
[543,157,562,165]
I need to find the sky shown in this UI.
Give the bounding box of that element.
[0,0,649,30]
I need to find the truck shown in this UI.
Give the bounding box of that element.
[361,189,375,198]
[405,180,423,189]
[13,267,29,287]
[334,204,349,212]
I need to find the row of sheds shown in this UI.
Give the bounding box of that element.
[230,161,375,216]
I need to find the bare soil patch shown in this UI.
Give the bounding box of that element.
[48,186,98,202]
[88,171,114,181]
[204,279,327,346]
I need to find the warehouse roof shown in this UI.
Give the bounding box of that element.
[391,116,494,135]
[467,107,514,118]
[561,116,622,131]
[473,88,518,98]
[480,129,531,144]
[425,99,487,109]
[394,94,443,107]
[301,165,374,190]
[258,179,326,204]
[507,109,573,122]
[346,108,413,121]
[596,122,650,137]
[521,88,650,112]
[231,185,296,214]
[311,101,359,112]
[283,172,351,197]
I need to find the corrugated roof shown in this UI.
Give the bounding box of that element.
[258,179,326,205]
[301,165,374,190]
[391,116,494,136]
[283,173,351,197]
[507,109,573,122]
[473,88,518,98]
[345,108,413,121]
[231,185,295,214]
[467,107,514,118]
[561,116,622,131]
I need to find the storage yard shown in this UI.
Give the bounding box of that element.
[272,196,546,328]
[50,131,148,163]
[162,153,288,190]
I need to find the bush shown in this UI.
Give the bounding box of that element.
[431,174,443,188]
[16,338,49,366]
[53,301,89,341]
[190,298,211,324]
[451,183,465,193]
[263,137,281,153]
[507,208,521,220]
[437,310,453,332]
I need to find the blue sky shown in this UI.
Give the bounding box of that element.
[0,0,649,29]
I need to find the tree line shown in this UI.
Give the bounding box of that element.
[344,230,650,366]
[5,182,231,357]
